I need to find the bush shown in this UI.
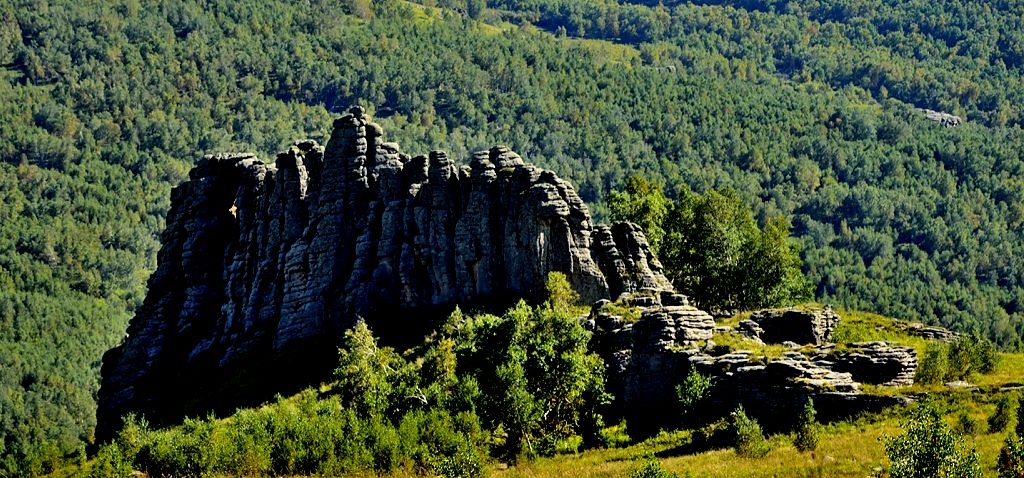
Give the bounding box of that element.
[598,421,632,448]
[974,337,1000,374]
[677,371,712,410]
[916,343,948,385]
[334,321,402,417]
[991,394,1018,434]
[793,398,820,452]
[135,417,222,477]
[999,434,1024,478]
[956,411,980,436]
[1017,394,1024,439]
[397,409,487,477]
[885,402,981,478]
[947,335,1000,381]
[731,407,770,458]
[432,451,484,478]
[87,444,133,478]
[629,456,678,478]
[92,298,621,477]
[691,418,732,451]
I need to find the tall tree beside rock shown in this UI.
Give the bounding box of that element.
[608,178,810,312]
[607,176,670,254]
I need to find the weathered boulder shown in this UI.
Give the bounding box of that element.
[822,342,918,387]
[98,110,671,438]
[682,349,908,431]
[591,224,673,299]
[736,319,764,341]
[906,323,962,342]
[587,292,715,433]
[748,306,840,345]
[919,108,963,127]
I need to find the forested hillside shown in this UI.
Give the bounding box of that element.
[488,0,1024,126]
[2,0,1024,473]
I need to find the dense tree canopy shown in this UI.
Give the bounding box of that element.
[609,176,810,312]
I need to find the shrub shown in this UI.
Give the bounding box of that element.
[946,337,977,381]
[334,321,402,417]
[1017,394,1024,439]
[677,371,712,411]
[396,409,487,477]
[956,411,980,436]
[991,394,1018,434]
[87,444,133,478]
[629,456,678,478]
[87,416,149,478]
[114,414,147,461]
[544,271,580,312]
[598,421,632,449]
[134,416,224,477]
[793,398,820,452]
[915,343,948,385]
[946,335,1000,381]
[974,337,999,374]
[885,402,981,478]
[998,433,1024,478]
[691,418,732,451]
[731,407,770,458]
[432,451,484,478]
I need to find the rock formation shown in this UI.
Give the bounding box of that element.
[906,322,962,342]
[746,307,840,345]
[821,342,917,387]
[586,291,716,433]
[919,108,963,127]
[98,107,672,438]
[589,300,916,435]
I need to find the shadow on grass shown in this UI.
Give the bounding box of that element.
[654,440,730,458]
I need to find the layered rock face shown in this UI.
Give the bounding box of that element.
[587,292,716,434]
[823,342,918,387]
[590,300,916,435]
[98,108,671,437]
[907,322,962,342]
[746,307,840,345]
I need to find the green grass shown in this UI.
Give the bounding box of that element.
[975,352,1024,389]
[570,38,641,65]
[489,379,1024,478]
[708,332,791,360]
[717,311,750,328]
[717,305,932,354]
[830,309,930,352]
[597,300,643,323]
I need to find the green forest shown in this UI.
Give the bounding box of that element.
[3,0,1024,473]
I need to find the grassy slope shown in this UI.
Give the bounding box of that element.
[493,375,1020,478]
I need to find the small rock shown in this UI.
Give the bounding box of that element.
[749,307,840,345]
[944,381,979,391]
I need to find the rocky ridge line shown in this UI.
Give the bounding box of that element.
[97,107,672,438]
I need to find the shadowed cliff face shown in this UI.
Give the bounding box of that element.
[97,107,672,438]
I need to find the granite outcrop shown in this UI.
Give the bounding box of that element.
[746,306,840,345]
[97,108,672,438]
[589,299,917,435]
